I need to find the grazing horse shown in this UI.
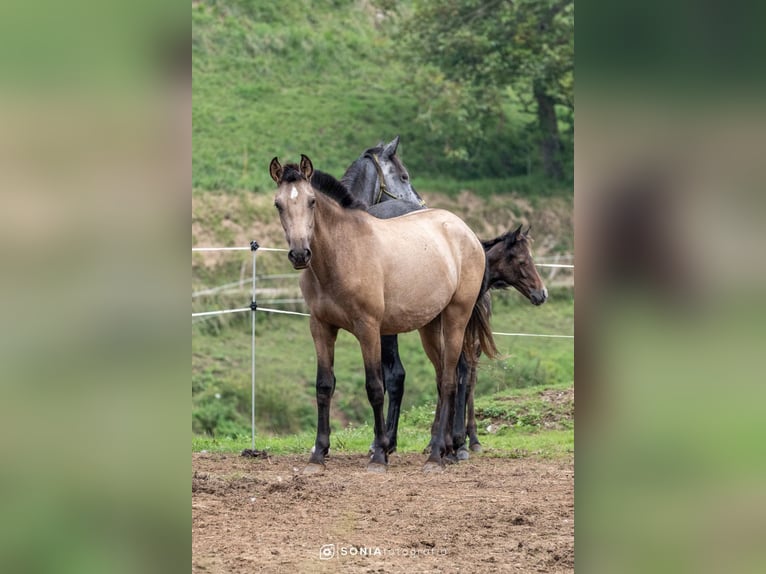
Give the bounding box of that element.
[269,155,496,472]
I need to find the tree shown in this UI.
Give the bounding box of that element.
[403,0,573,180]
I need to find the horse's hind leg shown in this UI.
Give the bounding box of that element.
[382,334,406,454]
[306,319,338,473]
[453,353,470,461]
[417,317,446,466]
[427,305,473,470]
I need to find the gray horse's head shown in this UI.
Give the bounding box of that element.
[341,136,425,208]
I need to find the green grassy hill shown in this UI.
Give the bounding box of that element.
[192,0,574,445]
[193,0,418,191]
[192,0,571,192]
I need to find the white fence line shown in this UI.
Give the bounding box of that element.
[192,305,571,338]
[192,307,251,318]
[192,245,573,269]
[193,246,288,252]
[192,240,573,452]
[492,331,573,339]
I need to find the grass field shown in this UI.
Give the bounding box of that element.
[192,381,574,459]
[192,0,574,457]
[192,285,573,447]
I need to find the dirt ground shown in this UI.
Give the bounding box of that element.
[192,452,574,573]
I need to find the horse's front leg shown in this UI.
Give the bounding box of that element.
[356,324,389,472]
[382,335,406,454]
[305,318,338,474]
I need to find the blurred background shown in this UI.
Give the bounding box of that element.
[1,0,764,572]
[576,0,766,572]
[0,1,189,573]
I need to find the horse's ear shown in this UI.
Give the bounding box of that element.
[269,157,283,184]
[300,154,314,179]
[505,224,523,244]
[383,135,400,157]
[523,226,531,238]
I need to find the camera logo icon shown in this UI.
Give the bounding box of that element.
[319,543,336,560]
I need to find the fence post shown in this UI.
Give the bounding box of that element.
[249,240,259,452]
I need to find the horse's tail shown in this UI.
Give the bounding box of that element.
[463,254,498,364]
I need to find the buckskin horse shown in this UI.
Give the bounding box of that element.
[339,139,546,458]
[270,155,496,473]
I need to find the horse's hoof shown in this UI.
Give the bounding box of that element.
[367,462,387,474]
[444,453,459,465]
[302,463,325,475]
[470,443,483,453]
[423,461,444,474]
[456,447,470,461]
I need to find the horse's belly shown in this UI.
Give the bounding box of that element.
[379,298,450,334]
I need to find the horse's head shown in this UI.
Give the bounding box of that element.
[483,225,548,305]
[269,154,317,269]
[342,136,425,207]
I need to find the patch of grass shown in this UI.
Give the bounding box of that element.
[192,0,573,192]
[192,290,573,436]
[473,382,574,432]
[193,382,574,460]
[413,174,572,200]
[478,430,574,459]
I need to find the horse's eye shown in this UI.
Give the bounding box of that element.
[401,173,409,182]
[274,202,283,212]
[308,197,316,208]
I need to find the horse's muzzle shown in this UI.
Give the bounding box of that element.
[530,287,548,306]
[288,248,311,269]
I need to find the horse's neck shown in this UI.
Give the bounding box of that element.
[310,195,366,275]
[485,244,505,285]
[342,160,376,206]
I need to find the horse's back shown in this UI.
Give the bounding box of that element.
[381,208,483,256]
[372,208,485,333]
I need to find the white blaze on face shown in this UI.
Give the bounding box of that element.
[290,186,299,200]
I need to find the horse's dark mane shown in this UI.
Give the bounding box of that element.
[278,163,365,210]
[311,169,366,210]
[339,145,386,189]
[482,229,526,250]
[339,147,376,190]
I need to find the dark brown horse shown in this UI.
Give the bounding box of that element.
[269,155,496,472]
[463,225,547,455]
[423,225,547,458]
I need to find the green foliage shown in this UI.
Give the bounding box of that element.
[192,289,573,437]
[192,0,574,190]
[402,0,574,179]
[473,382,574,432]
